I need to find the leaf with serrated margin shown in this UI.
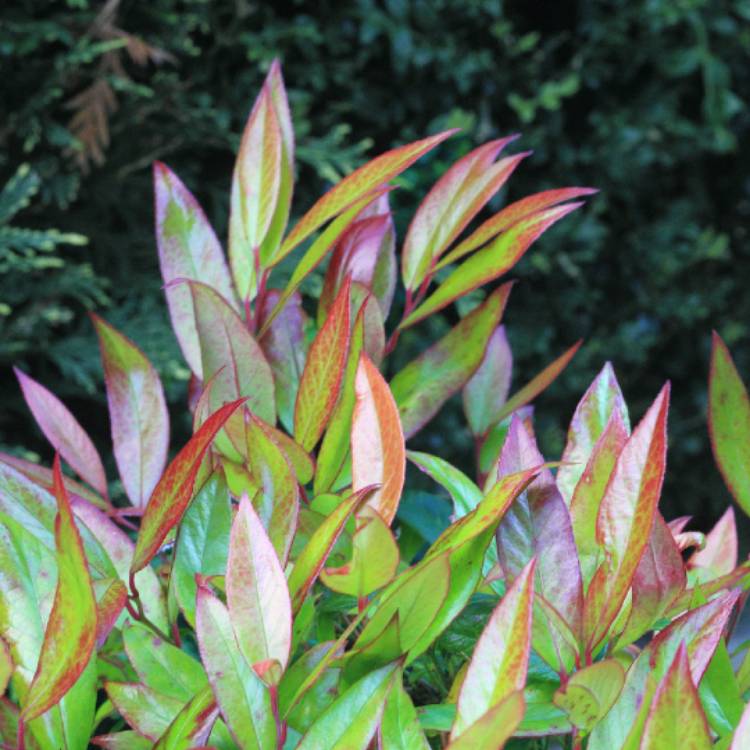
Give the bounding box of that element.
[131,398,246,574]
[21,457,97,722]
[154,162,237,378]
[14,368,108,498]
[557,361,629,503]
[401,202,583,327]
[452,559,534,738]
[227,496,292,682]
[92,314,169,507]
[294,278,351,450]
[392,284,511,439]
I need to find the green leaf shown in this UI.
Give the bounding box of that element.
[288,485,377,613]
[105,682,184,741]
[169,472,231,627]
[445,691,524,750]
[131,398,246,574]
[294,278,351,450]
[296,663,399,750]
[640,643,712,750]
[452,560,535,739]
[153,685,218,750]
[227,496,292,682]
[21,457,97,722]
[401,202,582,327]
[730,701,750,749]
[351,353,406,525]
[91,314,169,508]
[321,505,399,599]
[552,659,625,733]
[154,161,237,378]
[407,451,482,519]
[557,361,630,502]
[379,680,430,750]
[697,637,744,738]
[710,332,750,516]
[195,586,276,750]
[391,284,512,439]
[122,622,207,703]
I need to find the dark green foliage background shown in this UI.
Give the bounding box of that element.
[2,0,749,533]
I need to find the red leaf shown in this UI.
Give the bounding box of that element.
[688,506,737,578]
[130,398,247,574]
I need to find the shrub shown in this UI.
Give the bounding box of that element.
[1,64,749,750]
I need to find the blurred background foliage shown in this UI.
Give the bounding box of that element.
[2,0,749,531]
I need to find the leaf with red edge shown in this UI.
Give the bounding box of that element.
[259,289,308,433]
[195,586,276,749]
[391,284,512,439]
[452,559,535,739]
[288,485,377,614]
[314,307,366,495]
[557,361,630,503]
[495,341,582,424]
[245,414,299,565]
[462,325,513,438]
[401,138,525,291]
[153,684,218,750]
[229,71,282,300]
[689,507,738,578]
[294,278,352,450]
[583,384,670,654]
[0,451,107,510]
[615,512,686,649]
[21,456,97,722]
[446,691,524,750]
[709,332,750,516]
[95,579,128,648]
[640,643,711,750]
[131,398,246,574]
[588,588,738,750]
[401,202,583,328]
[351,353,405,525]
[319,213,393,323]
[438,187,598,270]
[153,162,237,378]
[494,417,583,668]
[227,496,292,683]
[14,368,108,498]
[569,410,629,585]
[189,280,276,426]
[92,314,169,508]
[277,130,456,262]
